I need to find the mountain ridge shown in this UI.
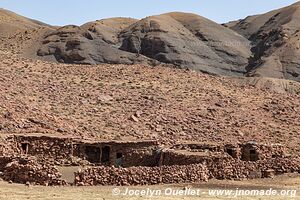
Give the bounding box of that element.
[1,3,300,82]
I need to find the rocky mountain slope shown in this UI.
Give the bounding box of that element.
[0,49,299,152]
[226,1,300,82]
[0,9,52,55]
[37,12,251,76]
[0,5,299,153]
[118,12,251,75]
[1,3,300,82]
[0,8,46,37]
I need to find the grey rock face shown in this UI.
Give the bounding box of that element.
[37,13,251,76]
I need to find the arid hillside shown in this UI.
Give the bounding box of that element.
[226,1,300,82]
[1,4,300,82]
[0,49,299,153]
[0,5,300,154]
[0,8,52,56]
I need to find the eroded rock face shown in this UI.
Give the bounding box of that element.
[2,6,300,82]
[226,2,300,81]
[119,13,251,76]
[37,25,154,65]
[37,13,251,76]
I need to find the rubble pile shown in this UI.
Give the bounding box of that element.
[0,156,66,186]
[74,163,209,186]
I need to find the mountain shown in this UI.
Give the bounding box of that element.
[0,8,51,55]
[118,12,251,75]
[0,8,46,37]
[225,2,300,82]
[1,3,300,82]
[36,12,251,76]
[36,17,155,65]
[0,6,299,154]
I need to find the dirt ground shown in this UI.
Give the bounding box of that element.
[0,174,299,200]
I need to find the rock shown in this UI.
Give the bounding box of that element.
[1,156,66,186]
[226,3,300,82]
[130,115,139,122]
[36,13,251,77]
[37,25,153,66]
[135,110,143,118]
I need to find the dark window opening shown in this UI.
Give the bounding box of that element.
[85,146,101,163]
[116,153,123,159]
[101,146,110,164]
[241,147,259,161]
[115,152,123,167]
[21,143,28,154]
[249,149,259,161]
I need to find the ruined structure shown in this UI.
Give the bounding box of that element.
[0,134,299,186]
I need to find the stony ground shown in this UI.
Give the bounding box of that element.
[0,49,299,153]
[1,174,299,200]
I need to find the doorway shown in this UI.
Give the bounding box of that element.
[85,146,101,163]
[101,146,110,165]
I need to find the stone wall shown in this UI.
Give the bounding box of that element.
[72,140,159,167]
[258,144,286,159]
[74,163,209,186]
[3,135,159,167]
[74,157,300,186]
[0,156,66,186]
[0,136,19,156]
[14,135,73,162]
[207,157,300,180]
[159,149,227,166]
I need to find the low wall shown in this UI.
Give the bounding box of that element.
[160,149,227,166]
[74,157,300,186]
[207,157,300,180]
[74,164,209,186]
[0,156,66,186]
